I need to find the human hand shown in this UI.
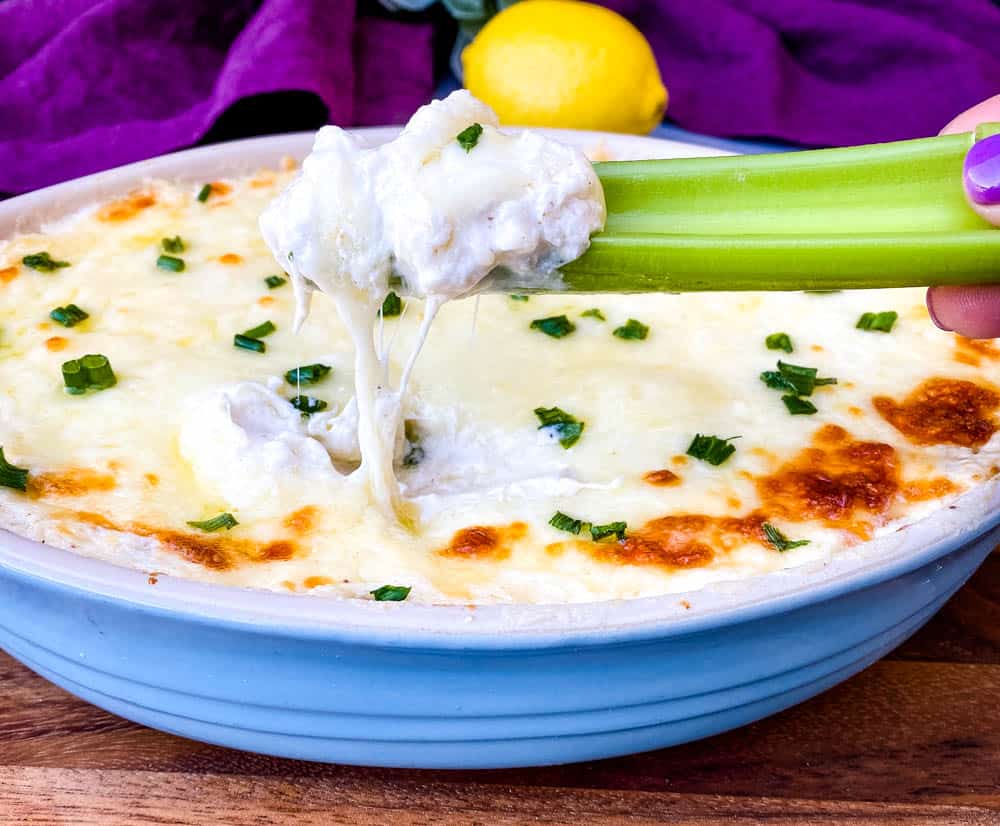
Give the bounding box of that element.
[927,94,1000,338]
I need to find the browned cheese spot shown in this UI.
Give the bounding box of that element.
[30,468,116,498]
[45,336,69,352]
[643,469,680,486]
[873,378,999,448]
[97,191,156,222]
[282,505,319,536]
[439,522,528,561]
[0,266,18,284]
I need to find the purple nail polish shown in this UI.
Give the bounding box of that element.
[964,133,1000,206]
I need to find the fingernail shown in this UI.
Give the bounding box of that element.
[964,134,1000,205]
[926,289,952,331]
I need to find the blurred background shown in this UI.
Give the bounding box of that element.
[3,0,1000,196]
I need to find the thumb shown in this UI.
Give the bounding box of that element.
[926,95,1000,339]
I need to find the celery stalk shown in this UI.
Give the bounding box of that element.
[514,123,1000,293]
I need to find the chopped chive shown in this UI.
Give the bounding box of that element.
[765,332,793,353]
[187,512,238,532]
[590,521,627,543]
[265,275,287,289]
[534,406,585,448]
[161,236,185,254]
[612,318,649,340]
[456,123,483,152]
[234,334,265,353]
[371,584,411,601]
[62,354,116,394]
[289,395,328,415]
[760,360,837,397]
[509,294,529,302]
[686,434,738,466]
[284,363,331,386]
[49,304,89,328]
[156,254,185,272]
[549,511,586,535]
[581,308,606,321]
[0,447,29,492]
[762,521,810,552]
[379,291,404,317]
[80,354,116,389]
[196,183,212,202]
[242,320,275,339]
[22,252,70,272]
[856,311,898,333]
[782,394,818,415]
[530,315,575,338]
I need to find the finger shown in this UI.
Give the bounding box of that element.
[939,94,1000,136]
[940,97,1000,226]
[927,284,1000,338]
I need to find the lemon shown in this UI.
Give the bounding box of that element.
[462,0,668,134]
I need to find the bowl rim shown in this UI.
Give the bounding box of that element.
[1,126,996,649]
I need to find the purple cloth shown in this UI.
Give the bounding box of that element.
[0,0,433,193]
[3,0,1000,194]
[606,0,1000,147]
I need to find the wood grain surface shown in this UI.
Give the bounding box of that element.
[2,552,999,825]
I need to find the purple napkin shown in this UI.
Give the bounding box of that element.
[0,0,433,193]
[605,0,1000,148]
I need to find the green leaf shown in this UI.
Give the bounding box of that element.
[233,334,266,353]
[161,236,185,253]
[156,254,185,273]
[856,311,898,333]
[760,361,837,397]
[23,252,70,272]
[581,308,606,321]
[187,513,239,532]
[371,584,411,602]
[782,394,818,415]
[765,332,793,353]
[530,315,576,338]
[284,363,331,386]
[265,275,287,289]
[49,304,89,328]
[509,294,529,302]
[686,434,738,466]
[380,291,404,317]
[456,123,483,152]
[549,511,586,535]
[612,318,649,340]
[289,395,328,415]
[0,447,29,492]
[762,521,810,552]
[590,521,627,542]
[196,183,212,203]
[534,406,585,448]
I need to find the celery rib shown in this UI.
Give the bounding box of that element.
[540,123,1000,293]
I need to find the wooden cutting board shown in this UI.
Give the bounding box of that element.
[2,552,998,825]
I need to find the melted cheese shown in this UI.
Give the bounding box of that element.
[2,136,1000,605]
[257,91,605,521]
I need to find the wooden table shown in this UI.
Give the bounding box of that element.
[2,553,998,825]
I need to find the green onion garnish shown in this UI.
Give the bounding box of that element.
[380,291,404,317]
[590,521,627,543]
[242,320,275,339]
[289,395,328,415]
[284,363,331,386]
[456,123,483,152]
[762,522,811,552]
[265,275,287,289]
[765,332,793,353]
[534,406,585,448]
[530,315,575,338]
[49,304,89,328]
[509,294,529,302]
[0,447,29,492]
[612,318,649,340]
[161,236,185,254]
[548,512,626,542]
[686,434,738,466]
[581,308,606,321]
[187,513,238,532]
[782,395,818,415]
[234,334,265,353]
[156,254,185,273]
[22,252,70,272]
[62,354,117,394]
[371,584,411,602]
[760,360,837,397]
[549,511,586,535]
[196,183,212,202]
[856,311,898,333]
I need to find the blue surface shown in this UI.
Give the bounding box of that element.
[1,517,996,768]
